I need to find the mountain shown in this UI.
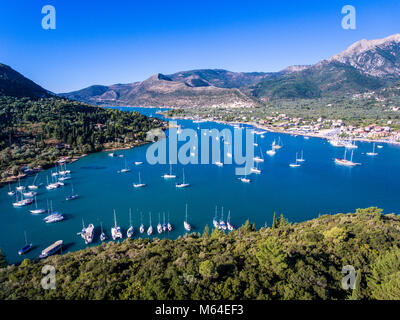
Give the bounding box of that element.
[329,34,400,79]
[62,72,262,108]
[0,63,51,98]
[62,34,400,105]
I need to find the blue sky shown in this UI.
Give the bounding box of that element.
[0,0,399,93]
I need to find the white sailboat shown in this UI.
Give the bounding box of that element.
[7,184,15,196]
[127,209,134,238]
[335,149,360,166]
[184,204,191,231]
[139,212,145,234]
[167,212,172,232]
[133,172,146,188]
[297,150,306,162]
[147,212,153,235]
[30,196,45,214]
[119,159,131,173]
[162,212,167,232]
[176,169,190,188]
[157,212,163,234]
[213,206,219,229]
[16,178,25,191]
[162,164,176,179]
[100,221,107,241]
[111,210,122,240]
[227,210,234,231]
[266,141,276,156]
[366,143,378,156]
[239,170,251,183]
[289,153,301,167]
[28,174,39,190]
[219,207,227,230]
[253,146,264,163]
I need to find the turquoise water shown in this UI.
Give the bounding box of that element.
[1,107,400,264]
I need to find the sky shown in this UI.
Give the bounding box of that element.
[0,0,399,93]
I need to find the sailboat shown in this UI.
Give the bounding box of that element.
[66,184,79,201]
[176,169,190,188]
[16,178,25,191]
[366,143,378,156]
[78,219,94,244]
[184,204,191,231]
[162,212,167,232]
[111,210,122,240]
[335,149,360,166]
[289,153,301,167]
[273,137,283,149]
[157,212,163,234]
[43,200,64,223]
[227,210,234,231]
[7,184,15,196]
[167,212,172,232]
[30,196,45,214]
[127,209,134,238]
[266,140,277,156]
[18,231,32,255]
[253,146,264,163]
[119,159,131,173]
[297,150,306,162]
[133,172,146,188]
[219,207,227,230]
[239,170,251,183]
[147,212,153,235]
[213,206,220,229]
[250,161,261,174]
[139,212,145,234]
[215,160,224,167]
[162,164,176,179]
[28,174,39,190]
[100,221,107,241]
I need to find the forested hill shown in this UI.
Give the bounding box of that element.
[0,96,163,183]
[1,207,399,300]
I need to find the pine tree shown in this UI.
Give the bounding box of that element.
[272,212,277,229]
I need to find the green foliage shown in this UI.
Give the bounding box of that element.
[368,247,400,300]
[1,207,400,300]
[0,96,163,181]
[0,248,7,268]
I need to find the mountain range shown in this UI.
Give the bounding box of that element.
[2,34,400,108]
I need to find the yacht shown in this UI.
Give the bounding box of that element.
[139,212,145,234]
[215,161,223,167]
[100,222,107,241]
[162,212,167,233]
[297,150,306,162]
[289,153,301,167]
[66,184,79,201]
[176,169,190,188]
[135,161,143,165]
[213,206,220,229]
[335,149,360,166]
[30,197,45,214]
[157,213,163,234]
[162,164,176,179]
[111,210,123,240]
[28,174,39,190]
[23,191,37,198]
[366,143,378,156]
[44,202,64,223]
[119,160,131,173]
[184,204,191,231]
[227,210,234,231]
[127,209,134,238]
[39,240,63,259]
[16,178,25,191]
[78,220,94,244]
[18,231,32,255]
[133,172,146,188]
[239,176,251,183]
[7,184,15,196]
[219,207,227,230]
[167,212,172,232]
[147,212,153,235]
[273,137,283,149]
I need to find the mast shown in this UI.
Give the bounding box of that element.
[114,209,117,228]
[185,204,188,223]
[24,231,28,245]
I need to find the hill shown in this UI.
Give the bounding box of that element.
[0,64,51,98]
[1,207,399,300]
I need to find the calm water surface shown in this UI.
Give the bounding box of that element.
[1,107,399,263]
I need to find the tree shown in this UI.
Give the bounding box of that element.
[199,260,217,279]
[368,247,400,300]
[256,236,287,275]
[272,212,277,229]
